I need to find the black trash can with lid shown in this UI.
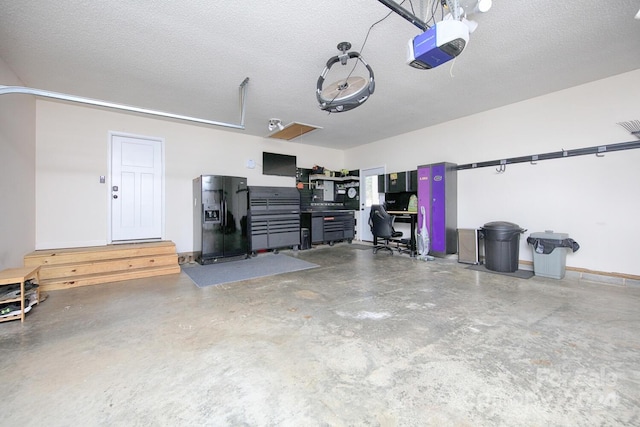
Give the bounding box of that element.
[481,221,526,273]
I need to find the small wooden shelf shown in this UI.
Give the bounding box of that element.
[0,266,41,323]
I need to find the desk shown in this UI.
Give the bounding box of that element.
[387,211,417,257]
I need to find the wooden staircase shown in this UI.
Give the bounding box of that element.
[23,241,181,291]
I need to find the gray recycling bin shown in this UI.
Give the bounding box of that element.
[481,221,526,273]
[527,231,580,279]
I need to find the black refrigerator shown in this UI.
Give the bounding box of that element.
[193,175,248,263]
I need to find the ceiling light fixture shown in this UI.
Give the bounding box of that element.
[316,42,375,113]
[474,0,492,13]
[268,118,285,132]
[455,0,492,15]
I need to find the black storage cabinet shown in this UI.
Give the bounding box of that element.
[301,210,355,245]
[481,221,525,272]
[248,186,301,252]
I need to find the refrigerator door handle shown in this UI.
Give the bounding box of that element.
[222,200,227,227]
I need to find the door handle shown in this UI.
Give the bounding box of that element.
[113,195,118,199]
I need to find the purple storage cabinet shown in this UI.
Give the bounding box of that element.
[417,162,458,257]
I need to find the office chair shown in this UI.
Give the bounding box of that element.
[369,204,403,254]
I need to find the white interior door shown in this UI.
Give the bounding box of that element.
[111,134,163,242]
[359,166,385,242]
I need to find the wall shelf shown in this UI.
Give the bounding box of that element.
[308,174,360,182]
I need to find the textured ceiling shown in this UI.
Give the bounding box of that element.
[1,1,639,149]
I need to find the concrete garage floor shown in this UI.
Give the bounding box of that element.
[1,244,639,426]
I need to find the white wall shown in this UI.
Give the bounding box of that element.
[345,70,640,277]
[35,101,344,253]
[0,57,36,270]
[31,70,640,277]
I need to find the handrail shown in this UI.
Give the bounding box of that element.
[0,78,250,130]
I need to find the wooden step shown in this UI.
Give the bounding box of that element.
[40,265,181,291]
[23,241,181,291]
[24,241,177,267]
[37,253,179,280]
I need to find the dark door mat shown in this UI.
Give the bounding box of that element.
[182,253,319,287]
[465,263,534,279]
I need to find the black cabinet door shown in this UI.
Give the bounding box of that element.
[377,174,387,193]
[201,176,225,259]
[387,171,407,193]
[222,177,248,257]
[407,170,418,192]
[311,217,324,243]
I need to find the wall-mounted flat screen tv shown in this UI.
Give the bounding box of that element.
[263,152,297,177]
